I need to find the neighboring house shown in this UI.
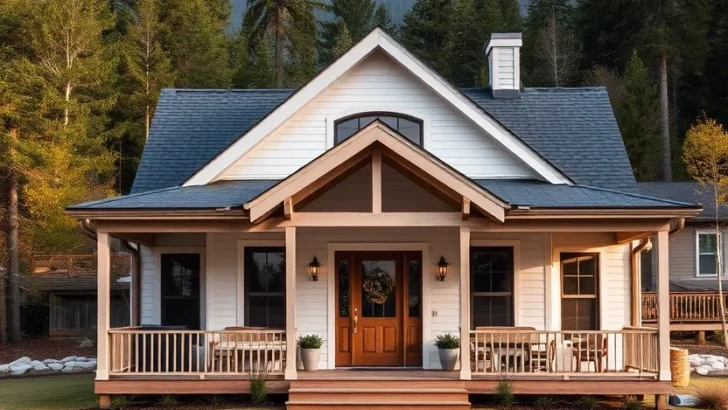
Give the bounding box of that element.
[638,182,728,331]
[67,30,700,409]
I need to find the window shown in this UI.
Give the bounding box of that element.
[244,247,286,328]
[161,254,201,330]
[471,247,514,327]
[697,231,723,277]
[334,113,423,145]
[561,253,599,331]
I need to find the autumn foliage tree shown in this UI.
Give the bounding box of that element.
[683,117,728,347]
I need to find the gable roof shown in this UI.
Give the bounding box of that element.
[131,86,635,194]
[638,181,725,220]
[181,28,571,188]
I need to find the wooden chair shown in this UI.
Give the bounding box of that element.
[529,337,556,373]
[209,327,285,373]
[472,326,536,372]
[573,334,608,372]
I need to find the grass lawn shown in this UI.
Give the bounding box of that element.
[0,374,97,410]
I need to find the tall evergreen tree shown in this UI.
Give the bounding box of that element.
[401,0,453,77]
[231,11,275,89]
[319,0,378,65]
[159,0,231,88]
[523,0,579,86]
[617,51,661,181]
[373,3,398,35]
[285,1,318,88]
[331,22,353,60]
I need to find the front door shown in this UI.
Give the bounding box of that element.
[335,251,422,367]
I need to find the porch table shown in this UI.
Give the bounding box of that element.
[211,340,287,373]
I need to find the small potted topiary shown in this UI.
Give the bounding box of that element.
[435,333,460,371]
[298,334,324,371]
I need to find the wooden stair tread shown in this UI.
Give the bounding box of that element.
[286,400,471,405]
[289,387,468,393]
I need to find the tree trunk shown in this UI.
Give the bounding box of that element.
[0,264,6,344]
[659,53,671,181]
[6,128,21,345]
[63,82,71,127]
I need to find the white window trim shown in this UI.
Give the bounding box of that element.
[154,247,206,329]
[695,230,725,278]
[470,240,521,328]
[236,240,286,327]
[325,107,431,149]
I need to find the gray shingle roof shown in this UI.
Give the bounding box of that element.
[638,181,726,220]
[71,179,695,211]
[462,87,637,192]
[131,87,636,194]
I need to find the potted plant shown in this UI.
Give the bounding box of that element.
[298,334,323,371]
[435,333,460,371]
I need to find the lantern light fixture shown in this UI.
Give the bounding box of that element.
[437,256,449,281]
[308,256,321,281]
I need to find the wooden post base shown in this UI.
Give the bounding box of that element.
[654,394,668,410]
[99,394,111,409]
[698,331,707,345]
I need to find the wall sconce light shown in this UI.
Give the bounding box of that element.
[437,256,449,281]
[308,256,320,281]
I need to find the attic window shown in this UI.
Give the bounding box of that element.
[335,113,423,146]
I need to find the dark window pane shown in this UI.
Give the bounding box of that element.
[579,276,596,295]
[470,247,514,327]
[579,256,597,275]
[161,254,200,329]
[561,253,599,330]
[339,260,350,317]
[699,234,717,254]
[562,299,597,331]
[408,258,421,317]
[398,118,421,144]
[380,116,398,129]
[699,254,718,275]
[336,119,359,143]
[472,270,492,293]
[359,116,377,128]
[563,277,579,295]
[473,296,512,327]
[244,247,286,327]
[491,273,512,292]
[334,113,423,146]
[361,260,396,318]
[247,296,268,327]
[562,257,579,275]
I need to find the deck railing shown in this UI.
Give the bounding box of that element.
[469,327,659,378]
[642,292,728,322]
[108,327,286,376]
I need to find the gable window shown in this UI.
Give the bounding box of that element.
[335,113,423,145]
[244,247,286,328]
[561,253,599,331]
[471,247,514,327]
[697,231,723,277]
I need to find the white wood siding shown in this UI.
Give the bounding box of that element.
[218,51,536,181]
[494,48,516,89]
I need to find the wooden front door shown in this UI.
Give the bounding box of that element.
[335,251,422,367]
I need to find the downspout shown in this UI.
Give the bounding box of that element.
[631,238,653,327]
[670,217,685,237]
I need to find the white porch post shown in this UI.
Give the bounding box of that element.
[657,230,671,381]
[96,231,111,380]
[460,227,471,380]
[285,227,298,379]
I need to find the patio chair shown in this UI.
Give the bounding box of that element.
[572,333,608,373]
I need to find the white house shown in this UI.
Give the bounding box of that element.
[68,29,700,409]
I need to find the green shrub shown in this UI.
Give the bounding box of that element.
[574,395,600,410]
[622,396,644,410]
[250,371,267,405]
[110,395,129,409]
[157,395,178,408]
[495,379,514,408]
[697,386,728,410]
[298,334,324,349]
[435,333,460,349]
[534,395,556,409]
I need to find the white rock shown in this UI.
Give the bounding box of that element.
[77,339,94,349]
[63,361,77,368]
[76,361,96,369]
[42,359,59,364]
[60,356,77,364]
[29,360,43,367]
[75,357,88,362]
[712,361,726,370]
[61,366,74,373]
[48,363,63,371]
[10,364,31,375]
[696,367,710,376]
[32,363,49,371]
[0,364,9,373]
[9,357,31,367]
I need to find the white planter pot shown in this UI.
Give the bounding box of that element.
[438,348,459,371]
[300,348,321,371]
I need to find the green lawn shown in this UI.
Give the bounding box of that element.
[0,374,97,410]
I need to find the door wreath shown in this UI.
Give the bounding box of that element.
[362,267,395,304]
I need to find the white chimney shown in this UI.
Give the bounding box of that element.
[485,33,522,98]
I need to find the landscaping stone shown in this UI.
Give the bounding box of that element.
[0,364,9,373]
[59,356,77,364]
[32,363,48,371]
[42,359,59,364]
[0,356,97,377]
[688,353,728,376]
[48,363,63,371]
[9,357,31,367]
[10,364,31,375]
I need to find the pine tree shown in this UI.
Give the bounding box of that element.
[285,1,318,88]
[373,3,397,35]
[617,51,661,181]
[401,0,453,77]
[331,22,354,60]
[159,0,231,88]
[320,0,378,65]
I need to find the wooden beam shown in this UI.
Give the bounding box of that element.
[285,227,297,380]
[462,198,471,220]
[617,231,653,244]
[479,219,672,233]
[460,226,471,380]
[111,232,155,247]
[279,212,475,227]
[96,232,110,380]
[283,197,294,220]
[372,148,382,213]
[657,230,670,382]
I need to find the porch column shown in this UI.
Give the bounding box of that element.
[657,230,671,381]
[97,231,111,381]
[285,227,297,379]
[459,227,471,380]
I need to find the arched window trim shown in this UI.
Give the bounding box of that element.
[327,110,427,148]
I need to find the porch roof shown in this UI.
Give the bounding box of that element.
[67,178,698,212]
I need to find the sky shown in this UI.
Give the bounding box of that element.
[230,0,530,31]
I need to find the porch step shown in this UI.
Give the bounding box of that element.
[286,381,471,410]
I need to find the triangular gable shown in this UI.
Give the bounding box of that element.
[183,28,572,187]
[244,122,509,222]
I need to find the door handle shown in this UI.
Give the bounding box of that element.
[353,308,358,334]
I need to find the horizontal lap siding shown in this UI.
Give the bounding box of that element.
[220,51,535,180]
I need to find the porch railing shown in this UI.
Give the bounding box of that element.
[108,327,286,376]
[469,327,658,377]
[642,292,728,322]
